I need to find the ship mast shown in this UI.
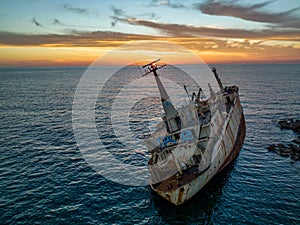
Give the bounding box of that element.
[211,67,224,92]
[142,59,181,133]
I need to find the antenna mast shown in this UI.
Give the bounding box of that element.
[142,59,181,133]
[211,67,224,92]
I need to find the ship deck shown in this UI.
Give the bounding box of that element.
[152,164,210,192]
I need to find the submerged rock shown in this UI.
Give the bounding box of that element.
[266,144,276,151]
[267,119,300,162]
[290,144,300,161]
[267,141,300,161]
[278,119,300,132]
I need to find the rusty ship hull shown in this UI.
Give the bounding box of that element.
[142,61,245,205]
[150,97,245,205]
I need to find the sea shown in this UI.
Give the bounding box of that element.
[0,64,299,225]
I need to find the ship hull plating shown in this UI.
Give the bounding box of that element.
[143,62,246,205]
[151,97,245,205]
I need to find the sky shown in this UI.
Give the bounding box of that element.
[0,0,299,67]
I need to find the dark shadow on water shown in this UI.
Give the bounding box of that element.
[150,162,236,225]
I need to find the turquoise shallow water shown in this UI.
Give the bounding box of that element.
[0,64,299,224]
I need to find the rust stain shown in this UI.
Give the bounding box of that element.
[166,194,171,202]
[218,114,246,173]
[148,80,246,205]
[177,188,184,205]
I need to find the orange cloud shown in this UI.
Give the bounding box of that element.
[0,31,299,67]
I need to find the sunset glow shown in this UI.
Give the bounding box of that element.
[0,0,299,67]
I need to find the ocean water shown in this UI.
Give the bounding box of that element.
[0,64,299,224]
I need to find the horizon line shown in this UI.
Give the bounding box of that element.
[1,60,299,70]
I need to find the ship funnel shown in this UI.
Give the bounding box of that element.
[142,60,181,133]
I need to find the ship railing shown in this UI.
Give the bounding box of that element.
[152,136,209,163]
[155,138,194,154]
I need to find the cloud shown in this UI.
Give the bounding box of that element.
[114,17,300,41]
[0,31,157,47]
[110,6,158,27]
[1,31,299,65]
[31,18,43,27]
[138,12,157,20]
[1,26,298,51]
[149,0,186,9]
[52,18,63,25]
[110,6,126,27]
[62,3,89,15]
[111,6,125,17]
[195,0,300,29]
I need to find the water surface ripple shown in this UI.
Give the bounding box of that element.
[0,65,299,224]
